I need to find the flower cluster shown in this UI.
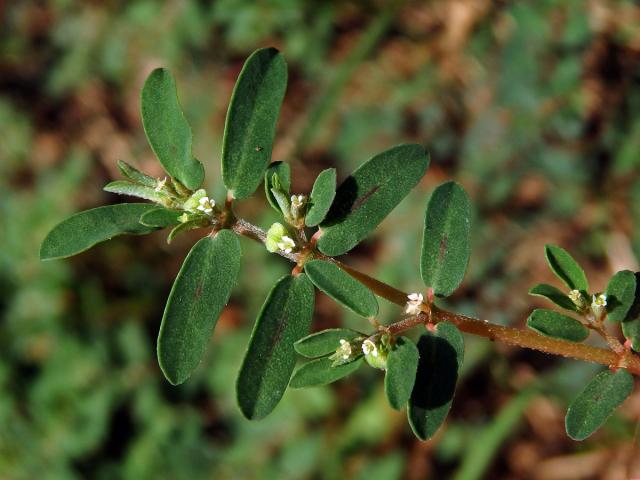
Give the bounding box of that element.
[405,292,424,315]
[265,222,297,254]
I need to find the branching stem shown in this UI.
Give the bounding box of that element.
[228,217,640,375]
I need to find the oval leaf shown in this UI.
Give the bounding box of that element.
[140,207,182,228]
[408,322,464,441]
[606,270,637,323]
[104,180,167,203]
[526,309,589,342]
[317,144,430,256]
[294,328,364,358]
[236,273,314,420]
[290,357,363,388]
[565,369,634,441]
[264,161,291,212]
[222,48,288,200]
[157,230,241,385]
[385,337,419,410]
[141,68,204,190]
[40,203,159,260]
[528,283,577,312]
[305,168,337,227]
[304,259,378,317]
[117,160,157,187]
[420,181,471,297]
[544,244,588,292]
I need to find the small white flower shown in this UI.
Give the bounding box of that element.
[591,293,607,318]
[362,339,378,357]
[196,196,215,214]
[290,194,305,208]
[337,339,352,360]
[405,292,424,315]
[154,177,167,192]
[276,235,296,254]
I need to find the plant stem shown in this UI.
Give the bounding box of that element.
[228,218,640,375]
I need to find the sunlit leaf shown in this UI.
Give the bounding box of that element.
[526,309,589,342]
[317,144,429,256]
[222,48,288,199]
[304,259,378,317]
[40,203,159,260]
[565,369,633,440]
[141,68,204,190]
[157,230,241,385]
[294,328,364,358]
[289,357,363,388]
[544,244,588,292]
[104,180,167,203]
[305,168,336,227]
[384,337,419,410]
[236,274,314,420]
[420,181,472,297]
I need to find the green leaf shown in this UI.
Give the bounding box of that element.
[420,181,472,297]
[140,207,182,228]
[384,337,419,410]
[221,48,288,200]
[294,328,364,358]
[40,204,159,260]
[104,180,168,204]
[528,283,577,312]
[317,144,430,256]
[565,369,634,441]
[157,230,241,385]
[167,218,208,244]
[264,162,291,212]
[622,272,640,351]
[605,270,637,323]
[305,168,337,227]
[289,357,363,388]
[141,68,204,190]
[408,322,464,441]
[117,160,157,187]
[304,259,378,317]
[236,274,314,420]
[544,244,588,292]
[526,309,589,342]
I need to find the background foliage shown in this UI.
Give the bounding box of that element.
[3,1,640,478]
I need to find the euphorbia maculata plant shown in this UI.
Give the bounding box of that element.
[41,48,640,441]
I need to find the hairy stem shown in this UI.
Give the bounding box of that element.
[228,218,640,375]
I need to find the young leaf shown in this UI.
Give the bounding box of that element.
[40,203,159,260]
[104,180,168,204]
[408,322,464,441]
[222,48,288,200]
[544,244,588,292]
[305,168,337,227]
[420,181,471,297]
[157,231,241,385]
[236,274,314,420]
[317,144,430,256]
[304,259,378,317]
[384,337,419,410]
[167,218,208,244]
[294,328,364,358]
[528,283,577,312]
[141,68,204,190]
[117,160,157,187]
[526,309,589,342]
[289,357,363,388]
[565,369,634,441]
[140,208,182,228]
[605,270,637,323]
[264,162,291,212]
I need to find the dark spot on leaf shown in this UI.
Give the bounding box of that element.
[439,235,448,260]
[194,283,203,301]
[322,177,380,226]
[351,185,380,212]
[170,144,178,155]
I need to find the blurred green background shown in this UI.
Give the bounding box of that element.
[3,1,640,478]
